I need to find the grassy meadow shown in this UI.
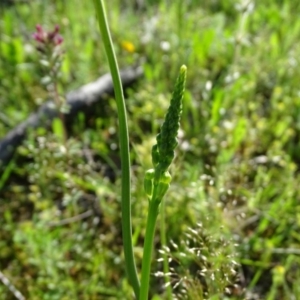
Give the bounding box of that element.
[1,0,300,299]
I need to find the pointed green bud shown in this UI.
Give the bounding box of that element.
[155,65,187,173]
[144,169,155,198]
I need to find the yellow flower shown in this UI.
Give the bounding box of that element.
[121,40,135,53]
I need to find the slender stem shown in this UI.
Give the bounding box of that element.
[139,200,160,300]
[53,82,67,144]
[92,0,140,298]
[160,199,172,298]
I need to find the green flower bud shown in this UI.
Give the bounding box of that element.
[160,171,172,184]
[151,144,160,167]
[156,171,172,201]
[144,169,155,198]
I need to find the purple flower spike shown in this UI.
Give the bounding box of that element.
[33,24,63,47]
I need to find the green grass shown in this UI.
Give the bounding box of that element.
[1,0,300,299]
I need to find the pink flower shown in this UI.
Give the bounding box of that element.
[32,24,47,43]
[32,24,63,46]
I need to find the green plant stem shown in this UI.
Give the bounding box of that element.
[140,199,160,300]
[92,0,140,298]
[160,199,172,299]
[53,82,67,144]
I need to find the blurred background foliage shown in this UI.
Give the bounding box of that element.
[1,0,300,299]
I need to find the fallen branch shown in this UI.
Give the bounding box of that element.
[0,270,25,300]
[0,66,143,168]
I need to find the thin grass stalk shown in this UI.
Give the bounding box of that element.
[92,0,140,298]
